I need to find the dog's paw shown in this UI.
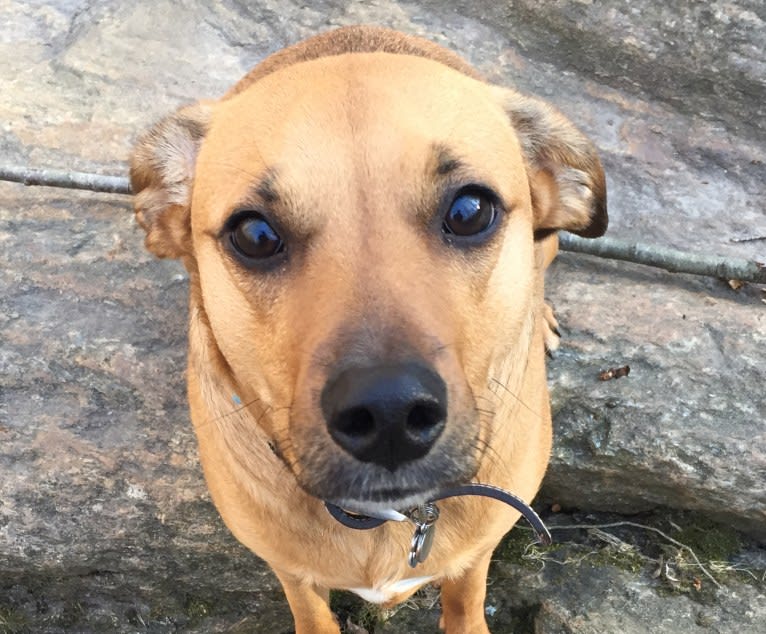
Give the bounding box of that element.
[542,301,561,356]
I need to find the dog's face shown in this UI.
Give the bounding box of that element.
[131,52,605,512]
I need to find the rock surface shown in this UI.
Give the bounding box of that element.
[1,0,764,632]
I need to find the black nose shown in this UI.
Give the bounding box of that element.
[321,363,447,471]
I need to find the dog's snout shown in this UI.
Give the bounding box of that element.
[321,363,447,471]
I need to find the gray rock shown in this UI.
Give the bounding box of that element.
[541,254,766,538]
[1,0,764,632]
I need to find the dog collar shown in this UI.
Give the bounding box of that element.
[325,483,552,568]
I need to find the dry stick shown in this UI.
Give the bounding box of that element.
[559,233,766,284]
[0,165,131,195]
[730,235,766,243]
[1,165,764,284]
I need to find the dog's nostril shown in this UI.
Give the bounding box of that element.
[336,407,376,439]
[406,402,445,439]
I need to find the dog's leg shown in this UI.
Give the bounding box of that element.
[274,570,340,634]
[542,301,561,354]
[540,233,561,354]
[438,550,493,634]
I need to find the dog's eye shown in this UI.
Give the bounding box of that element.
[442,190,497,238]
[229,214,284,260]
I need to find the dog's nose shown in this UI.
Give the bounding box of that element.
[321,363,447,471]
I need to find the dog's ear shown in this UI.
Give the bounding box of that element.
[494,89,607,239]
[129,102,213,259]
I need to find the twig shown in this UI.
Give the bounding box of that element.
[549,521,722,589]
[559,233,766,284]
[1,164,764,283]
[730,235,766,243]
[0,165,131,195]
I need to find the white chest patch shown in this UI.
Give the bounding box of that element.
[348,575,434,604]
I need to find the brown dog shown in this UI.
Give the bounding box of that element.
[130,26,606,633]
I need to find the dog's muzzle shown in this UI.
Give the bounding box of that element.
[317,362,552,567]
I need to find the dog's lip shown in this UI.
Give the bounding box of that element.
[328,488,440,518]
[333,506,409,522]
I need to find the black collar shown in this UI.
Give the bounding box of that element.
[325,482,552,545]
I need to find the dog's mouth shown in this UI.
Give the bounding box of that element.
[289,440,480,515]
[324,486,443,519]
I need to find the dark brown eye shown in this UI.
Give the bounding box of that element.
[229,214,284,260]
[442,190,497,237]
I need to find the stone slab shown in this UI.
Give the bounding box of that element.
[1,0,764,631]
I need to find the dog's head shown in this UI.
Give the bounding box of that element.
[130,27,606,513]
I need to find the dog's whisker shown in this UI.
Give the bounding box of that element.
[197,394,268,431]
[227,398,269,422]
[426,339,458,358]
[269,425,301,463]
[468,436,502,475]
[458,401,501,474]
[198,396,288,440]
[473,411,504,473]
[488,377,544,420]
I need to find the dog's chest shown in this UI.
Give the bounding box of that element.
[347,574,434,604]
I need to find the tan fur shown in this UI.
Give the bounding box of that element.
[130,26,606,633]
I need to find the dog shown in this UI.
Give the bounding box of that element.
[130,26,606,633]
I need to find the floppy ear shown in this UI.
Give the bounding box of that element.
[495,89,607,239]
[129,102,213,259]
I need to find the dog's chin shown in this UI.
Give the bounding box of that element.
[293,451,478,514]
